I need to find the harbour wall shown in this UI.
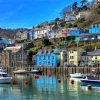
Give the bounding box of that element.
[6,67,100,76]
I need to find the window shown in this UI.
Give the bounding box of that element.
[95,57,97,59]
[43,61,46,66]
[48,61,50,66]
[43,56,45,60]
[39,62,41,65]
[72,56,74,59]
[52,63,54,66]
[70,56,74,59]
[70,50,74,53]
[48,55,50,59]
[52,56,54,59]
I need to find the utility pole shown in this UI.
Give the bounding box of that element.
[22,43,23,68]
[77,41,79,67]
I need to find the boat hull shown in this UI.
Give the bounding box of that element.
[0,77,12,84]
[13,70,42,75]
[81,80,100,86]
[13,70,29,74]
[30,70,42,74]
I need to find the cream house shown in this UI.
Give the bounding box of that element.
[67,48,84,66]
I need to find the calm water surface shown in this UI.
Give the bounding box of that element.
[0,74,100,100]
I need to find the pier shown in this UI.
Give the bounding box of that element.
[6,66,100,77]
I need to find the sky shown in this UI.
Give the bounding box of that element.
[0,0,92,29]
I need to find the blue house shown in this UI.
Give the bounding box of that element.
[70,28,83,36]
[35,50,60,67]
[89,24,100,34]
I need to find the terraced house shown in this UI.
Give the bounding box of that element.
[35,49,61,67]
[89,24,100,34]
[81,49,100,67]
[1,45,28,69]
[79,24,100,41]
[67,48,85,66]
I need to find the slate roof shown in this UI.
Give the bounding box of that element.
[82,49,100,56]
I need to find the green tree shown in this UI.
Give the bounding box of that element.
[80,0,88,7]
[72,2,78,11]
[60,5,72,17]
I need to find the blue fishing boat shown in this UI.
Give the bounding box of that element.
[81,76,100,86]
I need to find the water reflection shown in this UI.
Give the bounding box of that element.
[0,75,99,100]
[36,75,57,92]
[67,78,81,100]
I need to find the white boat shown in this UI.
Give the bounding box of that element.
[0,68,12,84]
[70,73,86,78]
[30,69,42,74]
[13,69,29,74]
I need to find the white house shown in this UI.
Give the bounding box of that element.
[76,11,91,19]
[64,12,76,22]
[34,26,50,39]
[48,30,61,39]
[16,31,28,40]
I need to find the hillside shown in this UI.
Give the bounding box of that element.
[0,28,31,39]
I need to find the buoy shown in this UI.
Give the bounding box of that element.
[12,80,17,85]
[86,85,92,90]
[48,71,52,77]
[49,71,52,75]
[58,79,61,83]
[36,75,39,79]
[70,80,74,84]
[34,75,39,80]
[48,74,51,77]
[24,80,28,85]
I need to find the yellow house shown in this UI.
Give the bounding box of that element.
[67,48,84,66]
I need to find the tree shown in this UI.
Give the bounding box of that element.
[32,26,34,29]
[55,18,60,22]
[80,0,88,7]
[72,2,78,11]
[60,5,72,17]
[42,36,52,46]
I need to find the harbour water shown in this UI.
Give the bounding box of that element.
[0,74,100,100]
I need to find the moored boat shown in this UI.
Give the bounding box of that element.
[13,69,42,74]
[80,76,100,86]
[30,69,42,74]
[0,67,12,84]
[70,73,86,78]
[13,70,29,74]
